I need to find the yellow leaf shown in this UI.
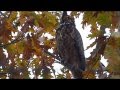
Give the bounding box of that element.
[8,11,17,23]
[5,21,16,32]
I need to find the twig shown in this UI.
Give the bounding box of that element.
[43,49,61,61]
[0,11,6,17]
[0,72,7,74]
[0,36,24,48]
[0,11,12,18]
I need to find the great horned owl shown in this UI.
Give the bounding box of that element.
[56,11,86,79]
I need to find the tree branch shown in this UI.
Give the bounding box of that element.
[85,25,107,79]
[44,49,60,60]
[0,11,11,18]
[0,11,6,17]
[0,35,24,48]
[0,72,7,74]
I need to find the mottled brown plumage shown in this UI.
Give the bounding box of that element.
[56,11,86,79]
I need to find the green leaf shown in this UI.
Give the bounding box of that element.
[97,12,112,27]
[8,11,17,23]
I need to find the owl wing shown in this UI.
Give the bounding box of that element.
[70,27,86,71]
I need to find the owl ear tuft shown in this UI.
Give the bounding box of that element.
[61,11,68,23]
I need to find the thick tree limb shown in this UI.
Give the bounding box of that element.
[86,25,108,79]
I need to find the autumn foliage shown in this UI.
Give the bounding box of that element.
[0,11,120,79]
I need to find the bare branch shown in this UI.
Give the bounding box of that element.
[43,49,61,61]
[0,11,6,17]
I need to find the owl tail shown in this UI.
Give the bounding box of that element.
[72,70,83,79]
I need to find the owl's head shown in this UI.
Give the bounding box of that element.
[60,11,75,25]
